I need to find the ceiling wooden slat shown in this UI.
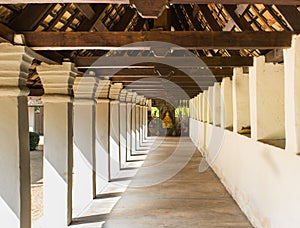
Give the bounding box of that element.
[21,31,293,50]
[1,0,299,5]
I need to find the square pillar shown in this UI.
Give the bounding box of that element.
[138,97,145,144]
[143,101,149,140]
[72,77,98,216]
[213,83,221,126]
[95,99,110,193]
[284,35,300,154]
[0,44,33,228]
[126,91,133,160]
[202,91,208,123]
[131,93,137,155]
[189,99,193,120]
[109,83,122,179]
[207,87,213,124]
[249,56,285,140]
[95,79,110,193]
[38,62,76,227]
[119,89,128,168]
[194,97,197,120]
[198,94,203,121]
[232,68,250,133]
[220,77,233,129]
[135,102,141,150]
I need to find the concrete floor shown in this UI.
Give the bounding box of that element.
[30,150,44,222]
[71,137,253,228]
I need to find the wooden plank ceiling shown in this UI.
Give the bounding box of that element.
[0,1,299,99]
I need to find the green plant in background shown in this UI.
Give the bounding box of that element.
[29,132,40,151]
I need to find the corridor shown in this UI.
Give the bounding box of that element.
[71,137,253,228]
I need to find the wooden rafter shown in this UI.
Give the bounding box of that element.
[0,23,15,43]
[21,31,293,50]
[223,5,253,31]
[276,5,300,31]
[111,6,136,31]
[75,56,254,68]
[9,4,54,31]
[85,67,233,76]
[77,4,107,31]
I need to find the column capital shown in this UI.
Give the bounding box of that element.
[37,62,77,97]
[96,79,110,99]
[136,95,142,105]
[73,76,99,102]
[0,43,34,96]
[126,91,133,103]
[119,89,128,102]
[109,83,122,100]
[131,92,138,103]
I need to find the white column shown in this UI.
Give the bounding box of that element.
[202,91,208,123]
[126,92,133,160]
[249,56,285,140]
[213,83,221,126]
[109,83,122,179]
[135,101,141,150]
[207,87,213,124]
[0,44,33,228]
[143,100,149,140]
[284,35,300,154]
[95,79,110,193]
[220,77,233,129]
[232,68,250,133]
[131,93,137,154]
[139,99,144,143]
[194,96,198,120]
[95,99,109,193]
[119,89,128,168]
[72,77,98,216]
[198,94,203,121]
[38,62,76,227]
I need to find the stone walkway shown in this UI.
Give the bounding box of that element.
[30,150,44,222]
[71,137,253,228]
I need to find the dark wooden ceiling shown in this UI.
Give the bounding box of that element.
[0,1,299,99]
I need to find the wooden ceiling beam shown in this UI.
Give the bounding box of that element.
[276,5,300,32]
[223,5,253,31]
[86,67,233,76]
[0,23,15,43]
[21,31,293,50]
[75,3,95,20]
[75,56,253,68]
[77,4,107,31]
[2,0,299,5]
[111,76,225,81]
[9,4,54,31]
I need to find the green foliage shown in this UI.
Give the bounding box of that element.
[29,132,40,151]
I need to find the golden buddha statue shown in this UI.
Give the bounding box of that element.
[162,111,173,129]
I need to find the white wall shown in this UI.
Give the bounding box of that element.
[249,57,285,140]
[190,122,300,228]
[232,68,250,133]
